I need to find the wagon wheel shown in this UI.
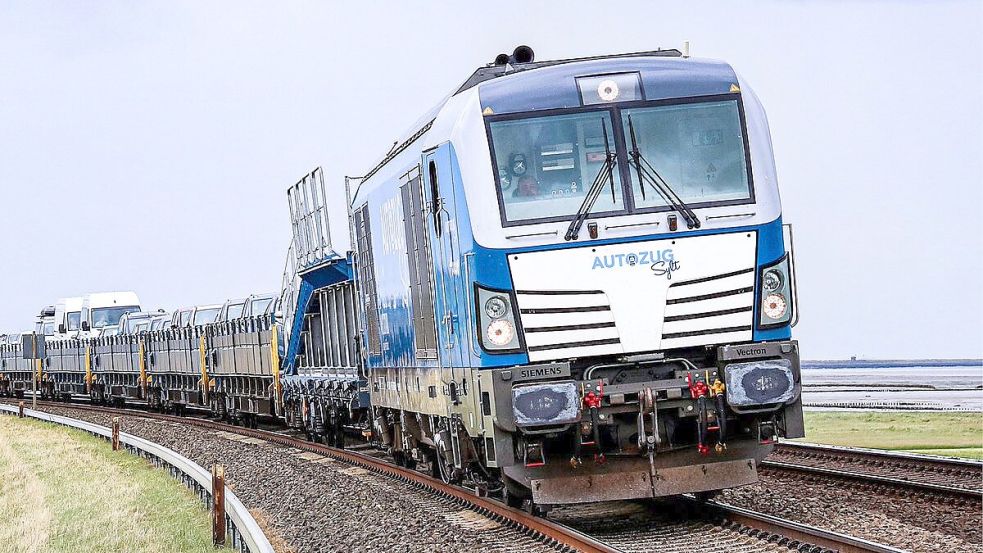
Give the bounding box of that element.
[434,444,461,485]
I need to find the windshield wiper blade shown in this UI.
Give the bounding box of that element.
[565,120,617,241]
[627,115,701,230]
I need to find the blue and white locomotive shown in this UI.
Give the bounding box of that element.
[281,46,803,509]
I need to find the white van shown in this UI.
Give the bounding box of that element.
[54,296,85,339]
[80,291,142,337]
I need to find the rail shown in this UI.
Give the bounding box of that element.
[760,459,983,500]
[0,403,275,553]
[777,440,983,468]
[706,499,907,553]
[771,441,983,500]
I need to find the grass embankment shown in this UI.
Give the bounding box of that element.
[0,415,227,553]
[798,411,983,459]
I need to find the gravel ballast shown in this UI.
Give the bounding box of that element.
[14,403,981,553]
[17,405,556,553]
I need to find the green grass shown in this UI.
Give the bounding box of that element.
[796,411,983,459]
[0,415,230,553]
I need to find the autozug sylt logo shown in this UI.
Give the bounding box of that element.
[591,249,681,280]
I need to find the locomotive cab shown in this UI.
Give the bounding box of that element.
[443,51,804,505]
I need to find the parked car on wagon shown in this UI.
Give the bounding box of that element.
[149,313,171,332]
[217,293,277,322]
[118,310,167,335]
[217,297,247,323]
[191,304,221,327]
[170,307,193,329]
[170,305,221,329]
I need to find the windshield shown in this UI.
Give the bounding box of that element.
[193,308,219,326]
[621,99,751,209]
[91,306,140,328]
[179,310,191,327]
[250,298,273,316]
[488,111,625,225]
[487,96,753,227]
[227,303,245,319]
[67,312,81,331]
[42,322,54,336]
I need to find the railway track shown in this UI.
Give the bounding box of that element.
[768,442,982,502]
[551,497,904,553]
[5,398,910,553]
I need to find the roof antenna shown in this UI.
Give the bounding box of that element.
[682,40,690,58]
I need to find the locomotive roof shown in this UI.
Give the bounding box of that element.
[357,49,738,186]
[455,48,683,93]
[476,55,739,115]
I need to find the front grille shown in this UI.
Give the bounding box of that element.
[514,289,622,361]
[661,267,755,348]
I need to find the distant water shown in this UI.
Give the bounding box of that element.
[803,359,982,369]
[800,362,983,412]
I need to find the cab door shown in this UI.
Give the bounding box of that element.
[421,145,469,381]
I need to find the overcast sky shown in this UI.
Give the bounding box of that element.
[1,1,980,359]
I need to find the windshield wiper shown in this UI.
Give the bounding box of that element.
[627,115,701,229]
[565,120,618,241]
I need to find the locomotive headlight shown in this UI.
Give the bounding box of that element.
[758,253,795,328]
[484,296,509,319]
[724,359,798,408]
[512,381,581,427]
[486,319,515,346]
[475,284,523,352]
[762,294,788,320]
[762,269,783,292]
[576,73,642,105]
[597,79,620,101]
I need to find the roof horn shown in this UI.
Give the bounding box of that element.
[512,45,535,64]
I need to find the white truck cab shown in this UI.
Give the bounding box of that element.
[80,291,142,337]
[54,296,85,339]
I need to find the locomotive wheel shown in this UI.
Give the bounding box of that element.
[503,480,530,510]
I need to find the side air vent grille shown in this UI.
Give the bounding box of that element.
[662,267,755,347]
[513,289,622,361]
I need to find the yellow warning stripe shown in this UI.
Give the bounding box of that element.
[199,334,209,402]
[270,324,282,413]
